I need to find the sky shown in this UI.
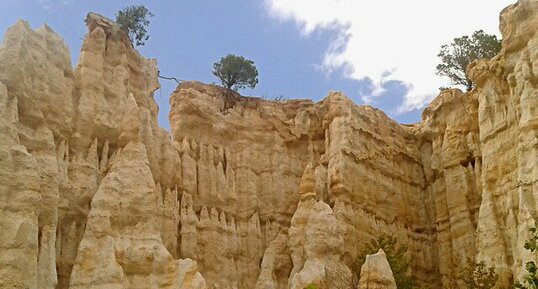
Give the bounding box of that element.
[0,0,515,129]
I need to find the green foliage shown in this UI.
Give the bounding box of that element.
[356,234,417,289]
[326,234,432,289]
[515,223,538,289]
[436,30,501,91]
[305,284,320,289]
[212,54,259,90]
[456,259,498,289]
[115,5,154,46]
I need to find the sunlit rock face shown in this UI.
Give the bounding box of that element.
[358,249,396,289]
[414,0,538,287]
[0,13,203,289]
[169,81,434,288]
[0,1,537,288]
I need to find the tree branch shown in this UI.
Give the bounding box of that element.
[158,71,183,84]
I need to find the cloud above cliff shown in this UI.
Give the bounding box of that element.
[38,0,72,12]
[264,0,514,113]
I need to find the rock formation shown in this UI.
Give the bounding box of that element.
[0,1,537,288]
[169,82,433,288]
[358,250,396,289]
[0,13,203,289]
[414,0,538,286]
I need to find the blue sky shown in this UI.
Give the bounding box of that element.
[0,0,513,128]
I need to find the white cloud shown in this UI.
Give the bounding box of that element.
[38,0,72,12]
[38,0,53,11]
[265,0,515,114]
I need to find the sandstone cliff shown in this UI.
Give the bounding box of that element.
[0,13,204,289]
[169,82,434,288]
[0,1,537,289]
[414,0,538,286]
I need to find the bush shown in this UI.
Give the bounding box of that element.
[116,5,154,46]
[458,259,498,289]
[356,234,417,289]
[436,30,501,91]
[325,234,419,289]
[212,54,258,91]
[515,223,538,289]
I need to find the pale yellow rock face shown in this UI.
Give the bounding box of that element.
[414,0,538,287]
[169,83,435,288]
[472,0,538,285]
[358,250,396,289]
[284,165,350,289]
[0,1,537,289]
[415,88,481,286]
[0,13,203,289]
[0,81,41,289]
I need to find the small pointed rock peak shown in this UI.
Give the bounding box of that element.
[36,23,68,46]
[249,212,261,233]
[127,92,137,103]
[181,191,193,207]
[36,23,54,34]
[359,248,397,289]
[299,162,316,199]
[224,149,235,166]
[8,19,32,35]
[86,138,99,165]
[216,145,224,161]
[198,143,208,161]
[165,187,173,201]
[181,137,192,154]
[207,144,215,161]
[216,161,224,174]
[171,188,179,203]
[219,211,227,227]
[323,90,353,104]
[156,183,163,204]
[99,140,109,171]
[229,216,237,231]
[200,206,210,222]
[210,207,219,222]
[84,12,130,46]
[57,140,67,160]
[180,192,198,221]
[190,139,198,154]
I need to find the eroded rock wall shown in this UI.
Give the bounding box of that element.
[413,1,538,287]
[415,88,481,285]
[0,13,204,289]
[0,1,537,289]
[473,0,538,284]
[169,83,437,287]
[169,82,323,288]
